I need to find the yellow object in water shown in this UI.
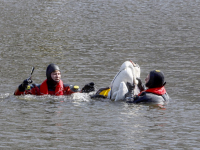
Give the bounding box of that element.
[26,85,31,90]
[99,88,111,97]
[74,85,79,89]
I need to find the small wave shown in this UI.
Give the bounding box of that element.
[69,92,94,102]
[0,93,10,99]
[14,92,95,103]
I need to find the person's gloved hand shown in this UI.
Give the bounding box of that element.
[18,78,33,91]
[126,95,139,103]
[125,82,135,98]
[82,82,95,93]
[136,78,145,91]
[126,82,135,92]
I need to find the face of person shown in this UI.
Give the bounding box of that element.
[145,74,150,84]
[51,70,61,82]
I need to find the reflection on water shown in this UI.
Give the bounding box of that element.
[0,0,200,149]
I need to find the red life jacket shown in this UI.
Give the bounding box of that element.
[138,86,166,96]
[40,79,64,96]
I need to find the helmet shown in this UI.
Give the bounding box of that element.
[145,70,165,88]
[46,63,60,80]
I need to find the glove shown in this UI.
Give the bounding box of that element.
[136,78,145,91]
[125,82,135,98]
[18,78,33,91]
[127,82,135,92]
[126,95,139,103]
[82,82,95,93]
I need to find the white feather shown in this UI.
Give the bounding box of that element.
[108,61,141,101]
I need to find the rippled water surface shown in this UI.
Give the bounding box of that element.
[1,0,200,149]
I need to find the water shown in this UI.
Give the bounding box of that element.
[0,0,200,149]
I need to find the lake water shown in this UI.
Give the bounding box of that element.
[0,0,200,149]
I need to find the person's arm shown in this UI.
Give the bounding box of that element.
[14,82,40,95]
[63,82,95,95]
[136,78,145,92]
[132,93,149,103]
[14,87,25,95]
[14,78,33,95]
[126,92,148,103]
[63,84,81,95]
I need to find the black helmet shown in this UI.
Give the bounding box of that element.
[46,63,60,80]
[145,70,165,88]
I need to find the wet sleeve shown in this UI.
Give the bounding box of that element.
[132,93,149,103]
[63,84,81,95]
[14,88,25,95]
[14,84,27,95]
[14,84,39,95]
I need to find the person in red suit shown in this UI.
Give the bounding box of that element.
[14,63,94,96]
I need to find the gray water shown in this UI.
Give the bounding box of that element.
[0,0,200,149]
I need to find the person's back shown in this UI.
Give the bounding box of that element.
[131,90,170,105]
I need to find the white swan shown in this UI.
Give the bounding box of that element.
[107,60,141,101]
